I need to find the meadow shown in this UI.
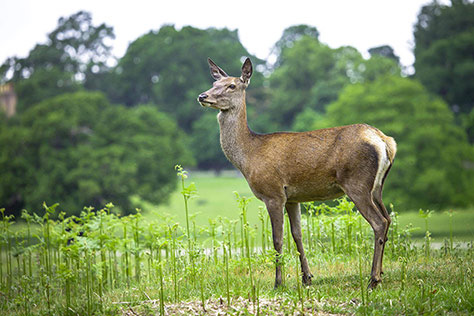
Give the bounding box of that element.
[143,171,474,242]
[0,168,473,315]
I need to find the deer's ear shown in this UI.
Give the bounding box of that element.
[208,58,228,81]
[240,58,253,85]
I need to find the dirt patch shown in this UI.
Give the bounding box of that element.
[120,296,344,315]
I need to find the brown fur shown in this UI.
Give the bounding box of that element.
[198,58,397,288]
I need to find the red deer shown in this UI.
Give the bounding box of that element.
[197,58,396,289]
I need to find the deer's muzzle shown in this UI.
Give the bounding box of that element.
[198,93,208,102]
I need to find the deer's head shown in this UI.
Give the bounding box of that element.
[198,58,253,111]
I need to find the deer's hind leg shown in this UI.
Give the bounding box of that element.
[339,141,390,289]
[371,163,393,275]
[345,187,389,289]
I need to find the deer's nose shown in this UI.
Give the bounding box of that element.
[198,93,208,102]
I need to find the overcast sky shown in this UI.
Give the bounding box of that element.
[0,0,446,72]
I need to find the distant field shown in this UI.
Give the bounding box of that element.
[140,171,266,227]
[396,209,474,241]
[142,171,474,241]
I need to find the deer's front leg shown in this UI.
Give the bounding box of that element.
[265,198,285,288]
[286,202,313,285]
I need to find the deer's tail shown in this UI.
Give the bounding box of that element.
[382,135,397,164]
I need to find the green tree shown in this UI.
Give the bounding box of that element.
[322,76,474,209]
[362,55,400,82]
[1,11,114,82]
[71,104,193,212]
[0,122,32,213]
[461,109,474,142]
[109,25,264,131]
[0,11,114,111]
[414,0,474,114]
[190,112,231,171]
[271,24,320,68]
[12,68,81,112]
[267,35,400,130]
[268,36,339,128]
[292,108,326,132]
[0,91,192,216]
[368,45,400,64]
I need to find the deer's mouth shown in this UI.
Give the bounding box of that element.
[198,97,230,111]
[199,100,215,107]
[200,101,225,111]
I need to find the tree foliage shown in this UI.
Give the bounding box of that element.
[271,24,320,68]
[368,45,400,64]
[106,25,264,131]
[190,112,231,171]
[322,76,474,209]
[1,11,114,82]
[0,92,191,216]
[267,34,400,129]
[0,11,114,111]
[268,36,334,128]
[414,0,474,114]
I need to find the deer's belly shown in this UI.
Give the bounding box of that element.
[285,181,345,203]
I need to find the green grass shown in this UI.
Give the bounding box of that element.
[1,170,473,315]
[397,209,474,241]
[142,171,474,241]
[139,171,266,227]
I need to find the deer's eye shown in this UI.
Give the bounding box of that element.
[228,84,236,89]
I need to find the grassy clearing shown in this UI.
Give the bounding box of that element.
[136,171,265,228]
[397,209,474,241]
[141,171,474,241]
[1,169,473,315]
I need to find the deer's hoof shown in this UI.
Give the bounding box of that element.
[274,278,283,289]
[367,276,381,290]
[302,273,313,286]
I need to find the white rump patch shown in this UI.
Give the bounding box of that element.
[363,129,391,194]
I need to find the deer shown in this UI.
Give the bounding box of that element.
[197,57,397,289]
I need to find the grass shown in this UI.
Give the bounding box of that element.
[397,209,474,241]
[1,169,473,315]
[137,170,266,227]
[141,171,474,241]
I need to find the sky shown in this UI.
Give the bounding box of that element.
[0,0,447,73]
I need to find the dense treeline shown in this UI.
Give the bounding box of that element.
[1,0,473,215]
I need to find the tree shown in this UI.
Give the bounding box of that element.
[361,55,400,82]
[71,104,194,212]
[461,108,474,143]
[368,45,400,64]
[322,76,474,209]
[0,11,114,111]
[0,121,32,213]
[0,91,192,216]
[12,68,81,112]
[108,25,264,131]
[414,0,474,114]
[267,35,401,130]
[292,108,326,132]
[271,24,320,68]
[190,112,231,171]
[1,11,114,82]
[268,36,339,128]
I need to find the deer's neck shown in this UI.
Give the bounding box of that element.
[217,99,255,173]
